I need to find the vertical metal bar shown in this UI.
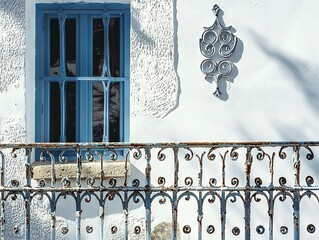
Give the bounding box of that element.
[97,151,104,240]
[293,145,300,240]
[25,148,32,240]
[145,146,151,239]
[197,153,204,240]
[102,81,110,142]
[58,14,67,142]
[76,194,81,240]
[123,147,128,240]
[0,151,5,239]
[75,147,82,240]
[47,151,56,240]
[76,147,82,187]
[172,147,179,240]
[102,16,111,143]
[124,194,128,240]
[221,152,226,240]
[244,147,252,240]
[268,153,275,240]
[99,200,104,240]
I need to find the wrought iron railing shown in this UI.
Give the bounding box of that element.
[0,142,318,239]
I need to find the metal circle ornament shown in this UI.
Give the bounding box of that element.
[199,4,238,97]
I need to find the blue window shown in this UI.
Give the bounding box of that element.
[35,3,130,143]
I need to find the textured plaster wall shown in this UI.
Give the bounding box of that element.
[0,0,28,239]
[130,0,179,117]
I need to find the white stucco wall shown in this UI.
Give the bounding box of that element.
[132,0,319,143]
[1,0,319,239]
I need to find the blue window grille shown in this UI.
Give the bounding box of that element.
[35,3,130,143]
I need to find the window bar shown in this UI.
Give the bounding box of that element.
[0,151,4,239]
[58,13,67,142]
[102,16,111,143]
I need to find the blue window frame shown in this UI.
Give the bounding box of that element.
[35,3,130,143]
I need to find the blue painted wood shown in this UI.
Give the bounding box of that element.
[35,3,130,145]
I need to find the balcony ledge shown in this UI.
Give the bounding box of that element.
[31,160,130,180]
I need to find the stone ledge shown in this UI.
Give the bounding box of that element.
[31,161,130,180]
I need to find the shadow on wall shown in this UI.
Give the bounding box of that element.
[250,31,319,113]
[163,0,181,117]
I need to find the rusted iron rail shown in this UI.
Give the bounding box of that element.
[0,142,318,239]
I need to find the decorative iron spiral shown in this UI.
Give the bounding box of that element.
[231,177,239,187]
[254,177,262,187]
[38,179,46,188]
[209,178,217,186]
[86,177,95,187]
[183,225,191,234]
[11,149,17,158]
[132,179,140,187]
[305,146,314,160]
[279,177,287,186]
[157,149,166,161]
[280,226,288,234]
[85,151,94,162]
[61,226,69,235]
[59,150,68,163]
[11,180,19,187]
[307,224,315,234]
[232,227,240,236]
[184,177,193,186]
[111,226,118,234]
[256,225,265,234]
[108,178,117,187]
[157,177,166,186]
[278,147,287,159]
[61,177,71,187]
[207,148,216,160]
[207,225,215,234]
[132,148,142,160]
[305,176,314,186]
[86,225,93,233]
[230,148,239,160]
[84,194,92,203]
[134,226,141,234]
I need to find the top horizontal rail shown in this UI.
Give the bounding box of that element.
[1,141,319,149]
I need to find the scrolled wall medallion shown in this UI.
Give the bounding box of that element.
[200,4,239,97]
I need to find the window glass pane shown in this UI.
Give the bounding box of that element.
[109,82,120,142]
[65,18,76,76]
[92,82,104,142]
[92,82,120,142]
[109,18,120,77]
[50,19,60,76]
[50,82,60,142]
[66,82,76,142]
[93,19,104,77]
[92,18,120,77]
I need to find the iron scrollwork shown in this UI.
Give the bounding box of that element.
[200,4,238,96]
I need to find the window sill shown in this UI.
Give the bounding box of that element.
[31,161,130,180]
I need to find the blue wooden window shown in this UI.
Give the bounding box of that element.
[35,4,130,143]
